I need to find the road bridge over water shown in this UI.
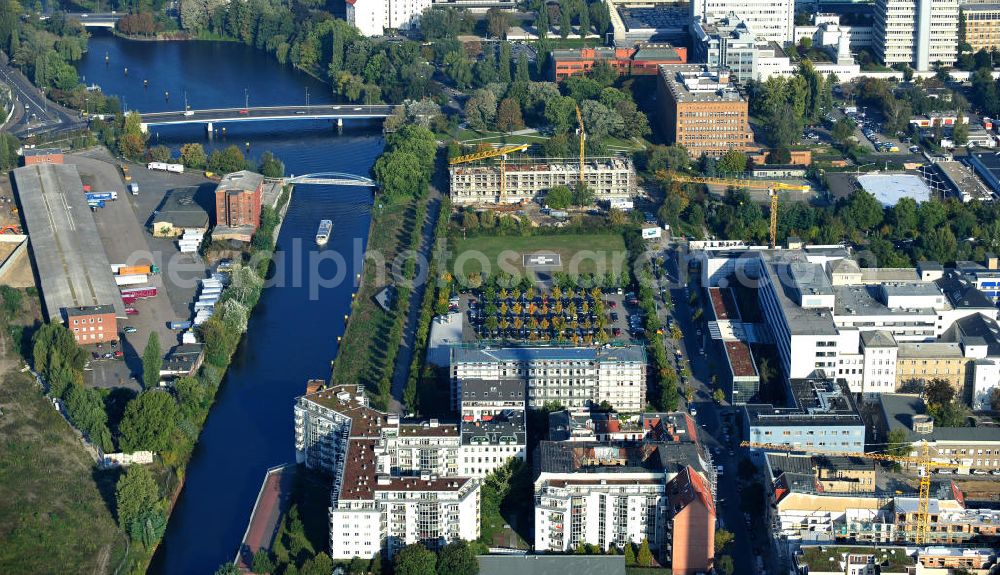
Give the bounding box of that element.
[62,12,122,28]
[137,104,397,133]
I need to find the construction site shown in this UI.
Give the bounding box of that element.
[448,154,637,205]
[449,107,640,206]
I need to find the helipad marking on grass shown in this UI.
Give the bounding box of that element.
[523,253,562,268]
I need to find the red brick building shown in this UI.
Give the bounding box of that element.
[665,466,716,575]
[214,170,264,240]
[22,148,64,166]
[551,44,687,81]
[65,305,117,344]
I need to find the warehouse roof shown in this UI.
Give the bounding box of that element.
[153,188,210,230]
[12,164,126,322]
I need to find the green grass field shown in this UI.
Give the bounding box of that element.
[451,233,628,278]
[0,370,127,574]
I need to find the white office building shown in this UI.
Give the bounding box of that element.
[347,0,432,37]
[690,0,795,43]
[694,247,997,398]
[874,0,959,70]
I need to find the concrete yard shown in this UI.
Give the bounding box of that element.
[11,163,126,322]
[63,150,216,387]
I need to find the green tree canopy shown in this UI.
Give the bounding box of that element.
[119,390,179,453]
[394,543,437,575]
[545,185,572,209]
[115,465,159,532]
[436,540,478,575]
[258,151,285,178]
[142,331,162,389]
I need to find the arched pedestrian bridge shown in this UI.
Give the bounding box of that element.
[285,173,377,187]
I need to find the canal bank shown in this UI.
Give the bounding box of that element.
[72,32,386,574]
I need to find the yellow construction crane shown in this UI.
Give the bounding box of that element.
[769,189,779,249]
[741,441,961,544]
[449,144,529,204]
[660,171,809,248]
[660,171,811,193]
[575,105,585,184]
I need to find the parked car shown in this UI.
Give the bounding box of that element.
[123,326,138,334]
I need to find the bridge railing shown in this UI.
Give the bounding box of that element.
[139,104,398,118]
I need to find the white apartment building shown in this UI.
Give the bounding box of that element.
[874,0,959,70]
[457,378,527,478]
[294,386,480,560]
[695,247,997,396]
[347,0,432,37]
[450,345,647,412]
[331,475,480,560]
[690,0,795,43]
[533,441,716,570]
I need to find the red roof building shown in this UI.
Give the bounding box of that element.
[550,44,687,81]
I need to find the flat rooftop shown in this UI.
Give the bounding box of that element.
[708,287,741,321]
[934,161,994,201]
[747,378,863,427]
[856,173,931,206]
[658,64,746,104]
[462,411,526,446]
[153,188,210,229]
[879,393,1000,443]
[452,344,646,364]
[619,5,689,31]
[216,170,263,194]
[896,341,964,359]
[761,251,840,336]
[12,164,126,322]
[724,340,757,378]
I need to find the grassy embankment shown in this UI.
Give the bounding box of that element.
[0,287,128,574]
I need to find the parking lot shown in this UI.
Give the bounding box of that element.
[456,289,645,344]
[65,149,212,388]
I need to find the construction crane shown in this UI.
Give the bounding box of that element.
[741,441,961,544]
[659,171,812,194]
[449,144,529,204]
[660,171,808,248]
[769,189,779,249]
[575,105,585,184]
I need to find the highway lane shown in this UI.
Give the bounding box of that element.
[0,54,84,136]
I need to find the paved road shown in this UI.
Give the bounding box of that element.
[389,155,446,413]
[0,54,86,136]
[655,241,769,575]
[140,104,398,127]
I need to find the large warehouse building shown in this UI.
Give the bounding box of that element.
[12,163,125,323]
[449,157,637,205]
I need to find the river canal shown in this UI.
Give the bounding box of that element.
[75,31,383,574]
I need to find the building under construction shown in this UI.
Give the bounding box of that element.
[449,156,637,205]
